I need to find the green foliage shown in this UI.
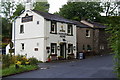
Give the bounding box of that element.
[58,2,103,21]
[2,65,38,76]
[106,17,120,79]
[13,3,25,18]
[28,57,38,65]
[2,54,38,69]
[33,2,49,12]
[2,54,15,69]
[2,18,12,38]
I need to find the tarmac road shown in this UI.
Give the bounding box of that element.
[4,54,117,79]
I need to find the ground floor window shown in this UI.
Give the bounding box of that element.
[21,43,24,50]
[87,45,92,51]
[68,44,73,54]
[100,45,104,50]
[51,43,57,54]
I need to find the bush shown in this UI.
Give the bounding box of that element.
[15,54,28,65]
[2,54,15,69]
[28,57,38,65]
[2,54,38,69]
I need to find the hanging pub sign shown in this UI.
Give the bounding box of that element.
[22,15,33,23]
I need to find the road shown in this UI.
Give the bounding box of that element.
[5,54,117,78]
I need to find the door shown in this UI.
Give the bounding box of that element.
[60,43,66,59]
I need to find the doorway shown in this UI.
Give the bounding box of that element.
[60,43,66,59]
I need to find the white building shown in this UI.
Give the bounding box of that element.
[11,3,76,62]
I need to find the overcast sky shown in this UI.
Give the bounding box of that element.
[48,0,68,13]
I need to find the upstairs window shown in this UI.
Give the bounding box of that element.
[86,30,90,37]
[67,24,73,36]
[50,21,57,34]
[51,43,57,54]
[37,21,39,24]
[20,25,24,34]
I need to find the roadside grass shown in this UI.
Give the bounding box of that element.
[1,65,39,77]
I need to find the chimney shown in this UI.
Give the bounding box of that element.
[25,0,33,11]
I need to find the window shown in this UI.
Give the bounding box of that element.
[83,45,85,50]
[20,25,24,33]
[51,43,57,54]
[67,24,73,36]
[50,21,57,34]
[87,45,92,50]
[37,21,39,24]
[100,45,104,50]
[68,44,73,53]
[86,30,90,37]
[21,43,24,50]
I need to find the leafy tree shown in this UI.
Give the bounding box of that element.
[1,1,15,22]
[2,17,12,38]
[58,2,103,21]
[105,16,120,79]
[13,3,25,18]
[33,2,49,12]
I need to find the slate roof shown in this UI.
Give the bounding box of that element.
[32,10,74,24]
[32,10,106,28]
[70,20,92,28]
[88,21,106,29]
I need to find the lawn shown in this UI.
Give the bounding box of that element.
[1,65,39,77]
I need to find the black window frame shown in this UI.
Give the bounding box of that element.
[67,24,73,36]
[51,43,57,54]
[20,25,24,34]
[68,44,73,54]
[50,21,57,34]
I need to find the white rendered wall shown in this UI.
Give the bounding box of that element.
[44,20,77,59]
[12,10,46,62]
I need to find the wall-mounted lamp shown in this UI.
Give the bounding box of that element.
[73,46,76,50]
[57,46,60,50]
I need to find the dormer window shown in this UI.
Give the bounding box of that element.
[50,21,57,34]
[86,30,90,37]
[67,24,73,36]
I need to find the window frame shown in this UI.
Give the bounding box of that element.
[51,43,57,54]
[20,25,24,34]
[86,29,90,37]
[50,21,57,34]
[37,21,39,24]
[67,24,73,36]
[21,43,24,50]
[68,44,73,54]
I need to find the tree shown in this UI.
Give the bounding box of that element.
[2,17,12,38]
[1,1,15,22]
[33,2,49,12]
[105,16,120,79]
[58,2,103,21]
[13,3,25,18]
[102,1,120,16]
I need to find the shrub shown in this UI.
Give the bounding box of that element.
[16,54,28,65]
[28,57,38,65]
[2,54,13,69]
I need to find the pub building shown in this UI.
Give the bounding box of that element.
[9,2,76,62]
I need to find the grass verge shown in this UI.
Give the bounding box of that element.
[1,65,38,77]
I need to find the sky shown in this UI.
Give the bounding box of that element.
[48,0,68,13]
